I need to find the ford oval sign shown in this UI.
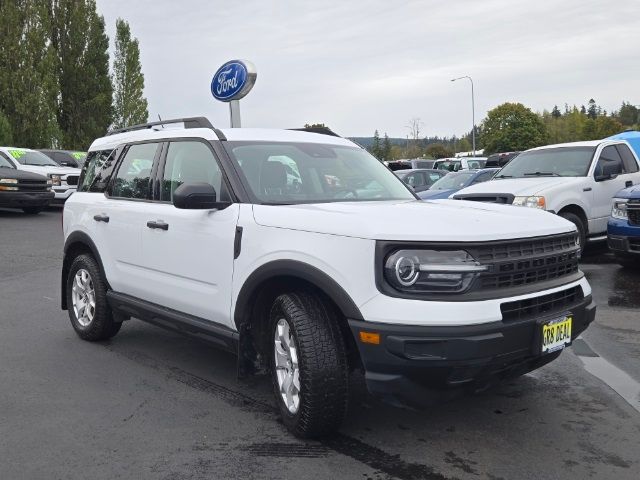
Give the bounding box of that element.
[211,60,257,102]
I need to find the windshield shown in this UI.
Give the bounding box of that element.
[434,160,461,171]
[225,142,416,204]
[0,155,15,168]
[496,147,595,178]
[430,171,475,190]
[9,149,58,166]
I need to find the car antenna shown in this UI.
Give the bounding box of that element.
[158,114,164,128]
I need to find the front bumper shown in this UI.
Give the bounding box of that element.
[0,191,54,208]
[52,187,76,204]
[349,294,596,408]
[608,218,640,256]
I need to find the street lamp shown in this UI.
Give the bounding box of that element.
[451,76,476,157]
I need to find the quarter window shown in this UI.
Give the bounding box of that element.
[161,141,226,202]
[111,143,159,199]
[79,149,115,192]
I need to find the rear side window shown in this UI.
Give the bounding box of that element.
[79,149,115,192]
[616,144,639,173]
[403,172,425,187]
[110,143,160,199]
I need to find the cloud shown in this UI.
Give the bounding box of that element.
[97,0,640,137]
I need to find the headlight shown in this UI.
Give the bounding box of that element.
[384,249,487,294]
[611,198,628,220]
[0,178,18,191]
[513,196,546,209]
[49,174,61,186]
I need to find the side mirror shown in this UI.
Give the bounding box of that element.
[594,161,620,182]
[172,182,230,210]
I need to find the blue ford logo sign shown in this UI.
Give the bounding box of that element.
[211,60,257,102]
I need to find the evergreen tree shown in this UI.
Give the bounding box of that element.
[0,0,60,147]
[0,110,13,145]
[551,105,561,118]
[587,99,597,119]
[51,0,112,149]
[382,133,392,161]
[371,130,382,159]
[618,102,639,126]
[112,18,148,129]
[580,105,586,115]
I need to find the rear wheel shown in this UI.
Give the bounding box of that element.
[22,207,43,214]
[559,212,586,253]
[66,254,121,341]
[269,292,349,438]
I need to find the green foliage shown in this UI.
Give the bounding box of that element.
[618,102,639,127]
[369,130,382,159]
[424,143,453,159]
[51,0,113,150]
[0,110,13,144]
[112,18,148,129]
[382,133,392,161]
[481,103,548,155]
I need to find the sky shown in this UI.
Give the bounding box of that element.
[96,0,640,138]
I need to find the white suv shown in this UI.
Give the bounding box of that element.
[61,118,595,437]
[452,140,640,249]
[0,147,81,204]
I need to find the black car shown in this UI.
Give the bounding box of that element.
[386,159,435,171]
[485,151,520,168]
[0,155,54,213]
[395,168,447,192]
[39,149,87,168]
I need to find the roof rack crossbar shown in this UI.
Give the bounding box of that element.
[106,117,226,140]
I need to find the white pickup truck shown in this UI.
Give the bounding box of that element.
[453,140,640,249]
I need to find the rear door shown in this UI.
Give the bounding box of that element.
[139,139,239,327]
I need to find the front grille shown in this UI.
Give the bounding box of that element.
[454,193,514,204]
[628,204,640,226]
[65,175,79,186]
[500,286,584,322]
[17,180,49,192]
[466,233,580,291]
[629,237,640,252]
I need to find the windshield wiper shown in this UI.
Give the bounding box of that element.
[523,171,560,177]
[494,174,512,179]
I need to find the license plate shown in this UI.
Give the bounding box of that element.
[541,316,572,354]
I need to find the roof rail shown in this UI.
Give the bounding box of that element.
[106,117,227,140]
[289,126,341,137]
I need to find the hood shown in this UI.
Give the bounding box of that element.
[615,185,640,199]
[19,165,80,176]
[0,167,48,181]
[454,177,584,197]
[418,188,456,200]
[252,200,575,242]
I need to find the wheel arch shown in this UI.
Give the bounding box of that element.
[557,204,589,234]
[61,232,108,310]
[234,260,364,374]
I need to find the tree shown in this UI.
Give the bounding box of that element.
[406,117,423,141]
[425,143,453,159]
[112,18,148,129]
[587,99,597,119]
[480,102,548,154]
[0,110,12,145]
[370,130,382,159]
[51,0,113,149]
[0,0,60,147]
[618,102,639,127]
[551,105,561,118]
[382,133,392,161]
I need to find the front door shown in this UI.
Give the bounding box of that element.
[139,140,239,328]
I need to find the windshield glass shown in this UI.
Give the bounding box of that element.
[225,142,415,204]
[9,149,58,166]
[496,147,595,178]
[434,160,461,171]
[0,155,15,168]
[430,171,475,190]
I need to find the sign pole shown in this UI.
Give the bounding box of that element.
[229,100,241,128]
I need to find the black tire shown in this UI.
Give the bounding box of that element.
[559,212,586,253]
[269,292,349,438]
[66,254,121,341]
[22,206,43,214]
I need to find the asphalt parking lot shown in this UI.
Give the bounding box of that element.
[1,208,639,480]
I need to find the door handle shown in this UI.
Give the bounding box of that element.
[93,214,109,223]
[146,220,169,231]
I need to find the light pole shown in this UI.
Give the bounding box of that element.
[451,76,475,157]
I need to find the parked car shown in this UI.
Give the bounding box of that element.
[0,153,53,213]
[607,185,640,268]
[419,168,500,200]
[395,168,447,192]
[386,158,435,171]
[0,147,81,204]
[61,117,594,438]
[433,157,487,171]
[39,149,87,168]
[485,151,520,168]
[453,140,640,251]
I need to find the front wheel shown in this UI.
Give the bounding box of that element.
[559,212,586,253]
[66,254,122,341]
[269,292,349,438]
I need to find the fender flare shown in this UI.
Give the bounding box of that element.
[233,259,364,330]
[61,232,108,309]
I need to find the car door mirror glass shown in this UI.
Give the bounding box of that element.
[173,182,229,209]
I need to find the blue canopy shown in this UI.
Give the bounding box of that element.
[606,130,640,158]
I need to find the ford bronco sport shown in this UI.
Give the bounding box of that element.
[62,117,596,437]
